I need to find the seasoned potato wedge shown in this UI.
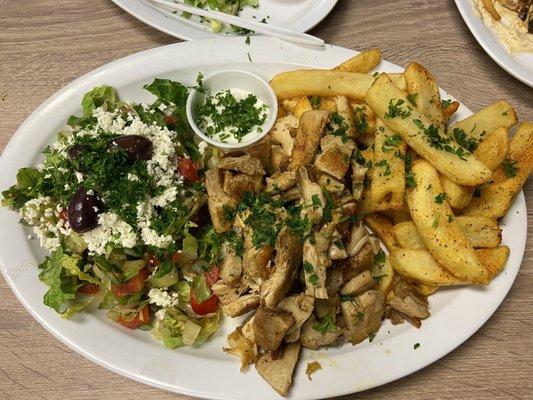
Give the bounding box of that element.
[405,160,489,284]
[474,126,509,172]
[449,100,517,141]
[270,70,406,101]
[463,122,533,218]
[442,100,460,122]
[363,213,399,251]
[439,177,474,209]
[404,62,446,129]
[394,216,501,249]
[370,119,406,210]
[365,74,492,186]
[333,48,382,73]
[390,246,508,286]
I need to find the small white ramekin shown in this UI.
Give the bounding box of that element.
[186,70,278,152]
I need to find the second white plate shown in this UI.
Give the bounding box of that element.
[111,0,338,41]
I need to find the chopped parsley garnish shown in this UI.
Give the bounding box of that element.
[196,89,268,143]
[340,295,354,302]
[327,112,350,140]
[224,230,244,257]
[311,194,322,207]
[310,96,321,109]
[441,99,452,108]
[240,193,280,248]
[374,250,386,265]
[414,342,420,350]
[247,52,252,62]
[406,93,418,105]
[432,214,440,228]
[452,128,478,153]
[405,171,417,188]
[308,273,319,286]
[354,106,368,135]
[414,119,468,160]
[356,311,365,322]
[303,261,315,273]
[245,36,251,45]
[447,214,454,223]
[502,159,518,178]
[313,314,338,334]
[368,332,376,342]
[381,134,402,152]
[375,160,391,176]
[384,99,412,119]
[434,192,447,204]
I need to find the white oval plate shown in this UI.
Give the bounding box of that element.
[111,0,338,41]
[0,37,527,400]
[455,0,533,87]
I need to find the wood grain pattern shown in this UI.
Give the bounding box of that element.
[0,0,531,399]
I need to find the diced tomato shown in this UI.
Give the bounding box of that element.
[59,210,68,222]
[117,305,151,330]
[164,114,177,125]
[111,267,150,298]
[178,157,200,183]
[204,266,220,287]
[171,251,181,264]
[190,291,219,316]
[78,283,100,295]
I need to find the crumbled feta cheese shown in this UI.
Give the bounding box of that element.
[75,171,84,183]
[82,212,137,255]
[127,173,139,181]
[86,189,94,196]
[148,288,179,307]
[198,140,208,155]
[155,309,167,321]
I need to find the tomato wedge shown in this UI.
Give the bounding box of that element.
[117,305,151,329]
[190,291,219,316]
[177,157,200,183]
[78,283,100,295]
[164,114,177,126]
[111,267,150,298]
[204,266,220,287]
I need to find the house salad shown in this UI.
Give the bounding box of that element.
[2,79,227,348]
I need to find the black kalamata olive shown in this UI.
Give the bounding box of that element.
[67,187,104,233]
[68,144,85,162]
[109,135,153,161]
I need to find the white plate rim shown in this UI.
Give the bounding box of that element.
[454,0,533,87]
[0,37,527,400]
[110,0,339,41]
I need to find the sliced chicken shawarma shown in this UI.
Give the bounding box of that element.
[205,169,238,233]
[219,247,243,286]
[222,170,263,201]
[342,290,385,345]
[255,342,301,397]
[289,110,330,170]
[277,294,314,343]
[218,154,266,176]
[300,314,342,349]
[261,227,302,309]
[222,294,261,317]
[269,115,299,155]
[297,167,325,225]
[253,307,294,351]
[314,135,356,180]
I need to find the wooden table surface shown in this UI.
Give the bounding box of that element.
[0,0,532,399]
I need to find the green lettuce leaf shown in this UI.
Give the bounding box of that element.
[191,274,211,303]
[143,79,188,108]
[81,85,117,117]
[195,309,221,343]
[152,307,200,349]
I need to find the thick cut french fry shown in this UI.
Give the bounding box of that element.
[404,62,446,129]
[406,160,489,284]
[366,74,492,186]
[477,246,509,279]
[333,48,382,74]
[370,119,406,210]
[394,216,501,249]
[293,96,313,119]
[390,247,508,285]
[474,126,509,171]
[270,70,406,102]
[418,284,439,296]
[449,101,517,141]
[363,213,399,251]
[379,209,411,224]
[439,177,474,209]
[463,122,533,218]
[390,249,467,286]
[442,100,460,121]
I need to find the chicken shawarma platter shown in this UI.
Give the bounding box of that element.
[3,48,532,396]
